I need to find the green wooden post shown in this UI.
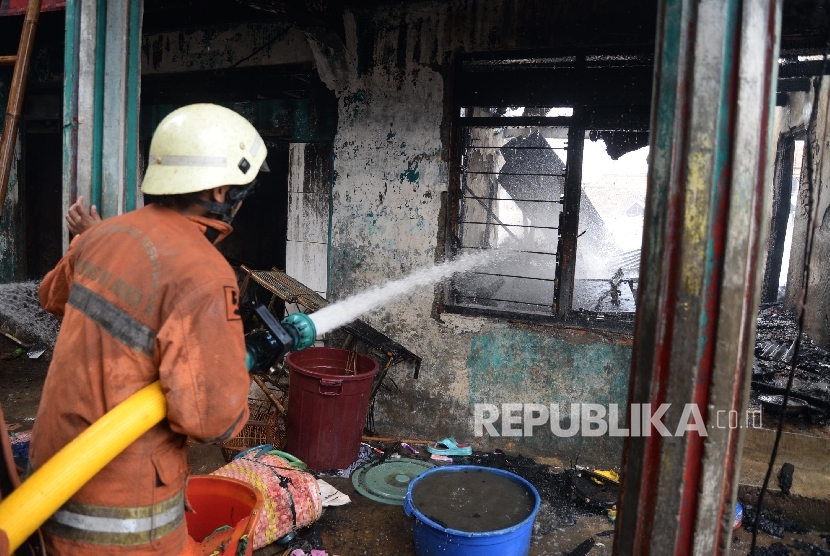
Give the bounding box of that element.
[63,0,143,247]
[90,0,106,212]
[615,0,783,554]
[62,0,79,251]
[124,0,141,211]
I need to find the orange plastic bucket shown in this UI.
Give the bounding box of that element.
[184,475,263,556]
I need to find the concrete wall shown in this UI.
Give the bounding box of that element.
[789,78,830,349]
[311,1,645,466]
[783,79,830,349]
[287,143,333,298]
[783,88,815,311]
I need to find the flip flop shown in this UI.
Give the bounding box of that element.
[426,438,472,456]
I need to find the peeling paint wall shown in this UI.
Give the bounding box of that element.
[317,1,647,466]
[135,23,337,277]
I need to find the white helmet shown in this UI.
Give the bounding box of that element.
[141,103,268,196]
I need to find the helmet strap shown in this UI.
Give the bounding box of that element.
[186,181,259,244]
[185,180,259,225]
[184,194,235,244]
[185,194,236,224]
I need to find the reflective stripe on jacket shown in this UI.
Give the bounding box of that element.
[31,204,251,555]
[44,492,184,546]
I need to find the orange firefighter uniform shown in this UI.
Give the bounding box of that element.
[31,203,251,555]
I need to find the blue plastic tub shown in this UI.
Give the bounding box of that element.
[403,466,541,556]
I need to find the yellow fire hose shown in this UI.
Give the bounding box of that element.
[0,381,167,552]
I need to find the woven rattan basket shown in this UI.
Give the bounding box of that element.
[220,396,287,462]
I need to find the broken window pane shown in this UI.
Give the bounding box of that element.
[453,124,569,314]
[572,132,649,313]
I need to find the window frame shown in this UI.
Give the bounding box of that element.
[441,50,652,331]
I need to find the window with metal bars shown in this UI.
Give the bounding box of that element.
[445,53,652,323]
[453,115,568,314]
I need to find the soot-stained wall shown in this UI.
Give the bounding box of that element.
[785,79,830,350]
[312,1,650,466]
[0,69,23,283]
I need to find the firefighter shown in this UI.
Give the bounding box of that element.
[31,104,268,555]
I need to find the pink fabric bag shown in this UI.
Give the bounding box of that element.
[211,452,322,549]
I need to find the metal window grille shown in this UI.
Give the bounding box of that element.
[451,112,572,315]
[447,53,653,321]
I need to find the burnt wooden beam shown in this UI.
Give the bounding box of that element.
[554,112,584,316]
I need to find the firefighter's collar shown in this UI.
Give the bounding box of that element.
[185,215,234,245]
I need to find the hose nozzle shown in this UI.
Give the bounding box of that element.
[244,307,317,373]
[281,312,317,351]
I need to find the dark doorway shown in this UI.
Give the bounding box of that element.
[218,140,289,271]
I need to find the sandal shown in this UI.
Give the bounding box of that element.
[426,438,472,456]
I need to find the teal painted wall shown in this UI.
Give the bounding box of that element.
[468,325,631,465]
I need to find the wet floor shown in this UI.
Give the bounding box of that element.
[2,334,830,555]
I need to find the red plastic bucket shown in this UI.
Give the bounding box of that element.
[184,475,263,556]
[285,347,379,470]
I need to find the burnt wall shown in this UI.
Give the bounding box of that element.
[318,0,650,466]
[137,21,337,273]
[787,78,830,349]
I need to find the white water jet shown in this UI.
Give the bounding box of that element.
[309,250,502,336]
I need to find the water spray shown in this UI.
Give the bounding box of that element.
[309,249,502,336]
[244,249,501,372]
